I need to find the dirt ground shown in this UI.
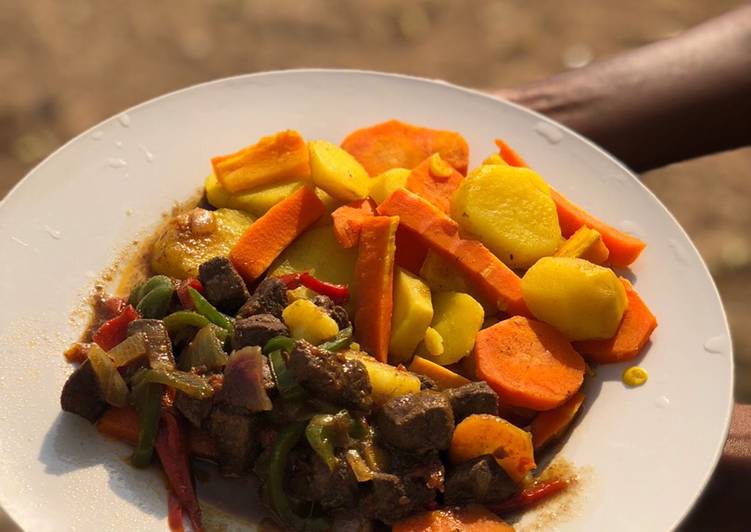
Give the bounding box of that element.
[1,0,749,528]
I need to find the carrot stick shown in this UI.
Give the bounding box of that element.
[574,279,657,363]
[530,391,585,450]
[405,154,465,213]
[331,198,376,248]
[495,138,529,167]
[341,119,469,176]
[354,216,399,362]
[394,226,429,275]
[211,130,310,193]
[393,504,515,532]
[495,138,646,267]
[408,355,471,390]
[474,316,585,410]
[378,188,527,316]
[230,186,325,283]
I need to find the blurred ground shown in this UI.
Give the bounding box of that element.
[1,0,750,529]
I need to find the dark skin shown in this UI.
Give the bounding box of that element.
[495,5,751,529]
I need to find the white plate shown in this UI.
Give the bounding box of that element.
[0,70,733,532]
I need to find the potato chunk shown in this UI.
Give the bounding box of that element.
[282,299,339,344]
[309,140,370,202]
[389,268,433,364]
[450,164,560,268]
[345,351,421,405]
[522,256,628,340]
[150,208,253,279]
[368,168,410,204]
[416,291,484,365]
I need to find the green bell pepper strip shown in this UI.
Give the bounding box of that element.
[318,326,353,352]
[262,336,296,355]
[162,311,210,333]
[136,284,175,319]
[305,411,354,471]
[178,325,228,372]
[187,287,234,332]
[268,421,330,532]
[135,368,214,400]
[130,275,173,306]
[131,382,162,468]
[268,349,306,400]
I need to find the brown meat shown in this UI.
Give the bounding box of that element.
[206,403,260,477]
[377,390,454,452]
[444,381,499,422]
[237,277,288,319]
[360,472,435,524]
[232,313,288,350]
[198,256,250,314]
[60,360,107,423]
[127,319,174,370]
[443,455,517,506]
[313,295,351,330]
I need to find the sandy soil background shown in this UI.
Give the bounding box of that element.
[1,1,749,530]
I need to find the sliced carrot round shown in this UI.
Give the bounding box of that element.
[474,316,585,410]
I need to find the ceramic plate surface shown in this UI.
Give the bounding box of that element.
[0,70,733,531]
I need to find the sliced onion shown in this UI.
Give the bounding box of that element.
[107,332,147,367]
[345,449,375,482]
[87,344,129,407]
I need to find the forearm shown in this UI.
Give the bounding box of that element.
[497,5,751,172]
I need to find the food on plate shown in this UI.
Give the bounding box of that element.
[60,121,656,531]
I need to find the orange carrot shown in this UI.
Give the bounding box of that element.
[341,119,469,175]
[393,504,515,532]
[574,279,657,363]
[394,226,429,275]
[551,189,645,267]
[331,198,377,248]
[495,138,646,267]
[495,138,528,167]
[474,316,585,410]
[582,235,611,264]
[530,391,585,450]
[230,186,325,283]
[378,188,527,316]
[408,356,471,390]
[97,406,140,444]
[405,154,465,213]
[354,216,399,362]
[211,130,310,193]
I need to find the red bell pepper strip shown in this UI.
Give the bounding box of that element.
[489,479,570,514]
[177,278,204,310]
[155,411,203,532]
[167,489,185,532]
[92,305,140,351]
[276,272,350,304]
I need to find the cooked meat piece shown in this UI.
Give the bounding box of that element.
[444,381,499,421]
[417,374,437,390]
[232,314,289,350]
[331,508,373,532]
[360,472,435,524]
[127,319,174,370]
[377,390,454,452]
[290,452,359,510]
[198,257,249,314]
[174,392,213,428]
[444,455,517,506]
[237,277,288,319]
[287,340,372,411]
[60,360,107,423]
[207,403,260,476]
[219,347,273,412]
[388,449,445,492]
[313,295,351,330]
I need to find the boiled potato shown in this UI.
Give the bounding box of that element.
[205,173,304,217]
[419,250,494,313]
[389,268,433,364]
[416,291,484,365]
[309,140,369,202]
[522,256,628,340]
[450,164,560,268]
[282,299,339,344]
[268,225,357,288]
[151,208,253,279]
[368,168,410,204]
[345,351,421,405]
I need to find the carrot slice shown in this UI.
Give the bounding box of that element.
[230,186,325,283]
[574,279,657,363]
[495,138,528,167]
[530,391,585,450]
[378,188,527,316]
[474,316,585,410]
[405,154,465,213]
[551,189,645,267]
[354,216,399,362]
[331,198,377,248]
[394,226,429,275]
[408,355,471,390]
[393,504,515,532]
[495,138,646,267]
[341,119,469,176]
[211,130,310,193]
